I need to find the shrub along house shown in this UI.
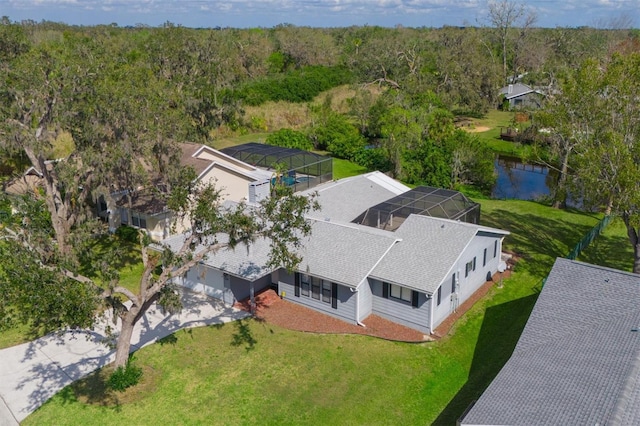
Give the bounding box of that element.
[164,171,509,336]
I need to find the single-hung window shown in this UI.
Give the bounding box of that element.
[322,280,331,303]
[465,261,473,277]
[390,284,412,302]
[311,277,320,300]
[301,274,310,296]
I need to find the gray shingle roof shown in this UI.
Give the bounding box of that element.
[301,172,409,223]
[160,233,275,281]
[462,258,640,426]
[370,215,507,294]
[159,217,398,287]
[298,219,399,287]
[498,82,546,100]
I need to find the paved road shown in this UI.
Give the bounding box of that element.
[0,290,248,425]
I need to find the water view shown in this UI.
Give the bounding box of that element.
[492,155,556,201]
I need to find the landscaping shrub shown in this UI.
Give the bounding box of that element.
[353,147,393,173]
[236,66,353,106]
[115,225,139,243]
[107,359,143,392]
[308,114,365,160]
[266,128,313,150]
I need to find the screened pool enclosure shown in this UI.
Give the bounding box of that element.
[353,186,480,231]
[220,143,332,193]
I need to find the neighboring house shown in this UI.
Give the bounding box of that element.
[101,143,327,241]
[460,258,640,426]
[498,83,545,110]
[164,171,509,336]
[4,166,44,196]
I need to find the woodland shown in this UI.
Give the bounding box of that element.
[0,8,640,375]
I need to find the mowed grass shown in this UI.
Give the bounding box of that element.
[333,157,367,179]
[23,199,630,425]
[0,234,144,350]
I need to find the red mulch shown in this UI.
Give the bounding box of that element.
[234,290,430,342]
[234,261,516,343]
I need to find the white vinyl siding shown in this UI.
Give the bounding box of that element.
[370,279,431,334]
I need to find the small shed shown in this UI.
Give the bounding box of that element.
[499,83,545,110]
[352,186,480,231]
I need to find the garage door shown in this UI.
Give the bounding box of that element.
[182,265,226,299]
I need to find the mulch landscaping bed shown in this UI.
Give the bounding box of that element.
[235,257,516,343]
[234,290,430,343]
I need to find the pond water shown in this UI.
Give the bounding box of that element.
[492,155,556,201]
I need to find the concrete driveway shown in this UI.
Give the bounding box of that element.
[0,289,248,425]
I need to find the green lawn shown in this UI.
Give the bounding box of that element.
[23,199,629,426]
[0,234,144,350]
[333,157,367,180]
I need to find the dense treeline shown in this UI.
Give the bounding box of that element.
[0,18,636,194]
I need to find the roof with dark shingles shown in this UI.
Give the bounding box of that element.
[462,258,640,426]
[115,190,169,215]
[178,143,211,176]
[370,215,507,294]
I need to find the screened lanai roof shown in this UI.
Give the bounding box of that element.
[220,142,327,171]
[353,186,480,231]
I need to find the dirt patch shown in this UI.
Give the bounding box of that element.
[464,126,491,133]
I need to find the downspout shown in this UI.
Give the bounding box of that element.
[353,287,363,327]
[354,238,403,327]
[429,292,434,334]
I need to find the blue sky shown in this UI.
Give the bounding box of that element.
[1,0,637,29]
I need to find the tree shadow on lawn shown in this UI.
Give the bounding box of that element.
[579,233,633,273]
[433,292,539,425]
[480,207,596,278]
[78,235,141,278]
